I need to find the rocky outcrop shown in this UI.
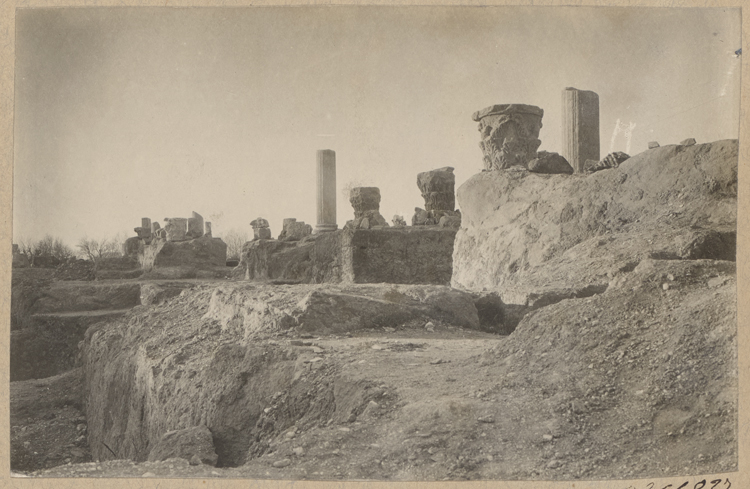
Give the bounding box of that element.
[452,140,737,304]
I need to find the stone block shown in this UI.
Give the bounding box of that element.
[278,218,313,241]
[164,218,188,241]
[349,187,381,216]
[341,227,456,285]
[187,211,204,239]
[528,151,574,175]
[254,227,272,240]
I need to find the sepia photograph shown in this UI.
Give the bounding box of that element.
[6,4,744,487]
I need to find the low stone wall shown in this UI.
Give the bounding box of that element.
[341,227,456,285]
[235,227,456,285]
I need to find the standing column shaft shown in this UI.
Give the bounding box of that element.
[315,149,338,233]
[561,88,600,173]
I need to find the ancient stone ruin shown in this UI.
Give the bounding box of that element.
[473,103,573,175]
[250,218,272,240]
[315,149,338,233]
[473,104,544,170]
[412,167,461,228]
[347,187,389,229]
[561,87,600,173]
[232,151,460,286]
[278,218,313,241]
[123,211,226,271]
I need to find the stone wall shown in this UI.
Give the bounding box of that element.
[340,227,456,285]
[235,226,456,286]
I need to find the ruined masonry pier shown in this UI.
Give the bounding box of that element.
[315,149,338,233]
[561,87,600,174]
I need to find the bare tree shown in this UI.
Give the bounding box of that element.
[222,228,249,261]
[32,234,75,261]
[77,236,122,263]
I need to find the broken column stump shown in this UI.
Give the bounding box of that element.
[561,88,600,174]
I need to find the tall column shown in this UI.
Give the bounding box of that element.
[561,88,600,174]
[315,149,338,233]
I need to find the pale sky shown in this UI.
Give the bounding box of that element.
[13,6,741,247]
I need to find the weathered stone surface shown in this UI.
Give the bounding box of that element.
[278,218,312,241]
[412,207,432,226]
[584,152,630,173]
[680,138,697,146]
[349,187,381,215]
[392,215,406,227]
[254,227,272,240]
[155,228,166,240]
[341,227,456,285]
[134,217,153,239]
[187,212,204,239]
[147,425,218,466]
[141,236,228,271]
[453,139,738,304]
[417,167,456,211]
[164,218,188,242]
[439,214,462,229]
[151,221,161,234]
[315,149,338,233]
[348,188,388,230]
[250,218,269,229]
[123,236,143,257]
[648,141,660,149]
[473,104,543,171]
[527,151,574,175]
[561,88,599,173]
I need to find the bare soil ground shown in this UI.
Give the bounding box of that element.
[14,258,736,481]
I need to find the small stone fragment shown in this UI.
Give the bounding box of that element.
[189,454,201,466]
[648,141,660,149]
[584,152,630,173]
[477,415,495,423]
[542,434,554,442]
[273,459,292,468]
[527,151,574,175]
[680,138,696,146]
[392,215,407,227]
